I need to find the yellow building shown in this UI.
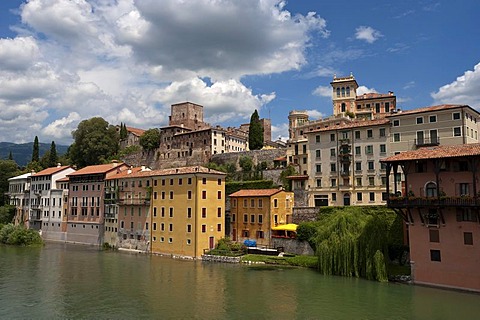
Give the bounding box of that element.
[229,189,294,247]
[150,166,226,259]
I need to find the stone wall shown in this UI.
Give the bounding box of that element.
[293,207,318,223]
[211,149,287,170]
[201,254,241,263]
[272,238,315,256]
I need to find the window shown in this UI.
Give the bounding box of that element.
[453,112,461,120]
[250,214,255,223]
[162,179,165,186]
[218,178,222,185]
[330,163,336,172]
[453,127,462,137]
[188,190,192,200]
[330,148,336,157]
[202,190,206,199]
[202,178,207,184]
[316,179,322,187]
[202,208,207,218]
[188,178,192,184]
[258,214,263,224]
[274,199,278,207]
[331,179,337,187]
[232,199,236,208]
[217,224,222,232]
[416,117,423,124]
[242,230,249,237]
[464,232,473,245]
[218,191,222,200]
[429,115,437,123]
[315,150,321,158]
[153,192,158,200]
[429,229,439,243]
[367,129,373,138]
[243,214,248,223]
[375,103,380,113]
[153,207,157,217]
[380,144,386,153]
[368,161,374,170]
[385,102,390,112]
[356,177,362,186]
[169,224,173,232]
[256,230,264,238]
[232,213,235,222]
[332,193,337,201]
[330,133,335,142]
[243,199,247,208]
[365,145,373,154]
[357,192,362,201]
[393,120,400,127]
[368,177,375,186]
[393,133,401,142]
[355,146,361,155]
[430,249,441,262]
[153,223,157,231]
[202,225,206,233]
[315,135,320,143]
[161,207,165,217]
[250,199,255,207]
[355,131,361,139]
[369,192,375,202]
[169,207,174,217]
[460,183,470,196]
[379,128,385,137]
[169,191,174,200]
[258,199,263,208]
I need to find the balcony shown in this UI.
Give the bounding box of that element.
[415,137,440,147]
[118,198,151,206]
[339,138,350,145]
[387,196,480,208]
[340,170,350,176]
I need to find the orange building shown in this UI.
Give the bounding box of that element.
[382,144,480,292]
[229,189,294,247]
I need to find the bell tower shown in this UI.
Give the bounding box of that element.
[330,73,358,116]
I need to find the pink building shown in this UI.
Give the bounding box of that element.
[382,144,480,292]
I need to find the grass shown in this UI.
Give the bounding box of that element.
[241,254,318,268]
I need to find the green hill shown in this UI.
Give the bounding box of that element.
[0,142,69,167]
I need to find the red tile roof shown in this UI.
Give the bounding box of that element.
[68,163,127,176]
[229,189,284,197]
[381,143,480,162]
[57,177,69,182]
[33,165,72,177]
[386,104,469,117]
[106,166,226,180]
[310,118,389,133]
[127,127,145,136]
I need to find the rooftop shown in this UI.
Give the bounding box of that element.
[106,166,226,180]
[68,162,126,176]
[381,143,480,162]
[127,126,146,137]
[229,188,284,197]
[310,118,389,133]
[33,165,72,177]
[386,104,470,117]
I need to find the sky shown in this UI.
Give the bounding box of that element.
[0,0,479,145]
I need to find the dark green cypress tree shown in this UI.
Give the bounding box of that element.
[49,141,58,167]
[8,151,13,160]
[248,110,264,150]
[32,136,39,162]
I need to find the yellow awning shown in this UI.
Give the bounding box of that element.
[271,224,298,232]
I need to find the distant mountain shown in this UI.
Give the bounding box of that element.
[0,142,69,167]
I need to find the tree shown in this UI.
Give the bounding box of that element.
[48,141,58,167]
[239,156,253,172]
[69,117,119,168]
[248,110,264,150]
[0,160,20,207]
[8,151,13,161]
[120,123,128,140]
[32,136,39,163]
[279,165,296,191]
[139,129,161,151]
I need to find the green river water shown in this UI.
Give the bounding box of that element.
[1,242,479,319]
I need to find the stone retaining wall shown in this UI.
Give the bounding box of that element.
[272,238,315,256]
[293,207,318,223]
[201,254,241,263]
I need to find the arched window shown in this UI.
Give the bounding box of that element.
[346,87,350,96]
[341,87,345,97]
[336,88,340,97]
[341,103,346,112]
[425,182,437,197]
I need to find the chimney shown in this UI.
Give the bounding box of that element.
[127,166,133,174]
[111,160,119,167]
[57,163,61,167]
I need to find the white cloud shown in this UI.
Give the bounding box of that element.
[355,26,383,44]
[431,62,480,109]
[0,0,328,144]
[356,86,378,95]
[403,81,416,90]
[312,85,332,97]
[306,109,325,119]
[271,122,289,141]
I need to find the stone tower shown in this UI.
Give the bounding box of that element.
[330,74,358,116]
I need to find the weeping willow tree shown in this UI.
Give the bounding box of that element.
[314,207,395,282]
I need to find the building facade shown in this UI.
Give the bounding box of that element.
[7,172,33,226]
[229,189,294,247]
[382,144,480,292]
[150,166,226,258]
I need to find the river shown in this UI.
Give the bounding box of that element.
[0,243,479,319]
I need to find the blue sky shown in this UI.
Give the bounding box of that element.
[0,0,479,145]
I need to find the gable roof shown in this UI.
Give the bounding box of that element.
[310,118,389,133]
[381,143,480,162]
[33,165,73,177]
[229,189,284,197]
[105,166,226,180]
[68,163,127,176]
[127,127,145,137]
